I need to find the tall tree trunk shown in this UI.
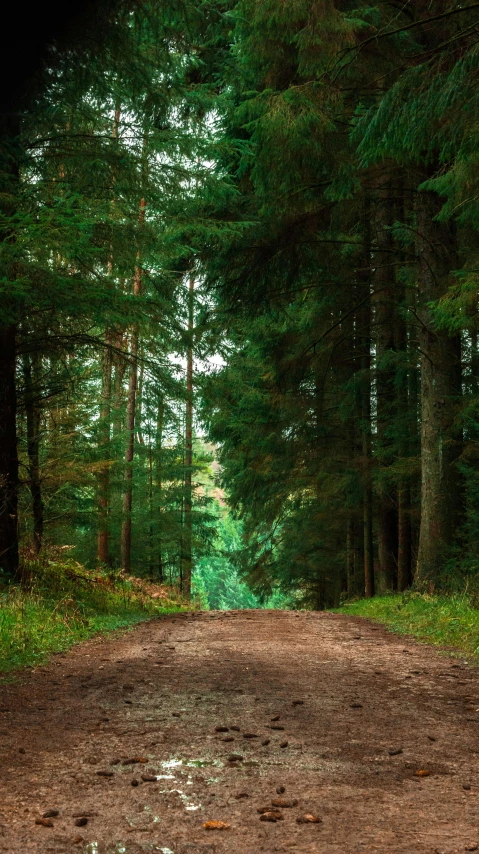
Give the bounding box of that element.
[397,482,412,590]
[22,352,43,553]
[112,331,127,438]
[346,515,361,597]
[156,396,164,583]
[97,340,112,564]
[0,118,20,580]
[97,109,121,566]
[396,295,412,591]
[373,172,398,590]
[181,274,194,600]
[0,324,19,578]
[121,197,146,573]
[396,176,414,590]
[415,181,462,588]
[360,199,375,598]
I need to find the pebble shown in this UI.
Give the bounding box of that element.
[261,739,270,746]
[215,725,229,732]
[387,747,403,756]
[243,732,259,739]
[270,725,285,731]
[230,725,240,732]
[272,798,298,808]
[276,786,285,794]
[271,715,280,721]
[42,810,59,818]
[292,700,304,706]
[96,770,114,777]
[463,784,472,791]
[350,703,363,709]
[74,817,88,827]
[234,792,249,799]
[18,747,25,754]
[222,736,235,743]
[141,774,157,782]
[280,741,289,748]
[131,779,139,787]
[227,754,244,762]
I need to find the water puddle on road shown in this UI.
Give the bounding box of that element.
[84,843,174,853]
[125,803,162,829]
[83,756,220,853]
[161,757,222,770]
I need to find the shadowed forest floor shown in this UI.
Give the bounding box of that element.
[0,610,478,853]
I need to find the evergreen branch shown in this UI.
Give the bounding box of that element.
[346,3,479,54]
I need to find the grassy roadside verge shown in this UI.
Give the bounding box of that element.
[338,593,479,660]
[0,550,187,675]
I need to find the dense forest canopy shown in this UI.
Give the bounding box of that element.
[2,0,479,608]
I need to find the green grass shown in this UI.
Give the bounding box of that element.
[338,592,479,660]
[0,552,186,675]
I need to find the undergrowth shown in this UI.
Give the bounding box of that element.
[339,592,479,660]
[0,547,186,675]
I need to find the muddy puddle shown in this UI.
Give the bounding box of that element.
[82,757,220,854]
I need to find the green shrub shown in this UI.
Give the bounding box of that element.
[0,547,185,675]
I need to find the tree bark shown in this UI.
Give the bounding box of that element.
[97,108,121,566]
[156,396,164,583]
[181,273,194,600]
[360,200,375,598]
[22,352,43,553]
[120,197,145,573]
[415,182,462,588]
[0,324,19,578]
[97,339,112,564]
[397,482,412,590]
[0,118,20,580]
[373,173,398,590]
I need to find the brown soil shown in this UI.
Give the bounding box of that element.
[1,609,479,854]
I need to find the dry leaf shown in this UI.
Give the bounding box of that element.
[203,820,230,830]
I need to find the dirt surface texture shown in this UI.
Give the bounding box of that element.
[1,609,479,854]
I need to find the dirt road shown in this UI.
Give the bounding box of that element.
[0,609,478,853]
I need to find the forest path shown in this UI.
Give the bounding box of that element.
[1,610,479,854]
